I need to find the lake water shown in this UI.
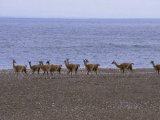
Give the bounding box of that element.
[0,18,160,69]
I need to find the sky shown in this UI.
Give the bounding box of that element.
[0,0,160,18]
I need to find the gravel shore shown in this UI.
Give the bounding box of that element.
[0,68,160,120]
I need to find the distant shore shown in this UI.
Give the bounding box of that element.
[0,68,160,120]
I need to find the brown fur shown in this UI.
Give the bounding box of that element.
[83,59,100,75]
[28,61,40,74]
[46,61,62,75]
[39,61,50,75]
[64,59,80,76]
[112,60,134,73]
[151,61,160,74]
[13,60,27,73]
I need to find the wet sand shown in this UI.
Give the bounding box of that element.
[0,68,160,120]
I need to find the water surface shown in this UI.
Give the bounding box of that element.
[0,18,160,69]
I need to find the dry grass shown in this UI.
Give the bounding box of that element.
[0,68,160,120]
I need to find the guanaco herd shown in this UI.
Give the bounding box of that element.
[12,59,160,76]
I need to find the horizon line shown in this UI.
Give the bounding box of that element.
[0,16,160,20]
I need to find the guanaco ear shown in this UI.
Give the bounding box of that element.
[66,58,70,64]
[39,61,43,64]
[66,58,69,61]
[13,59,16,63]
[46,60,50,64]
[85,59,89,62]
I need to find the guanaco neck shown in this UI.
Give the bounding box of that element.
[29,62,32,68]
[113,61,120,68]
[84,60,88,66]
[66,60,70,65]
[151,62,156,68]
[83,60,87,66]
[64,60,69,68]
[13,61,16,69]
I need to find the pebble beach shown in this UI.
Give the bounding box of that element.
[0,68,160,120]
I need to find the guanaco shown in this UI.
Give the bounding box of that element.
[150,61,160,74]
[12,59,27,73]
[28,61,40,74]
[83,59,100,75]
[64,58,80,76]
[112,60,134,73]
[46,60,62,75]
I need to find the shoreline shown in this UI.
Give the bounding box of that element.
[0,68,156,75]
[0,67,155,71]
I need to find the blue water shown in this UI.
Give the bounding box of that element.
[0,18,160,69]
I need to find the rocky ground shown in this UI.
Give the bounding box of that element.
[0,68,160,120]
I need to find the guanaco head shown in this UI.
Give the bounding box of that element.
[66,58,69,64]
[83,59,89,64]
[39,61,44,65]
[46,60,50,65]
[13,59,16,64]
[150,61,154,64]
[83,59,88,65]
[85,59,89,63]
[112,60,116,64]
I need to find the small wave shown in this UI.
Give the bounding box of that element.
[132,44,150,48]
[108,43,128,48]
[108,43,152,49]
